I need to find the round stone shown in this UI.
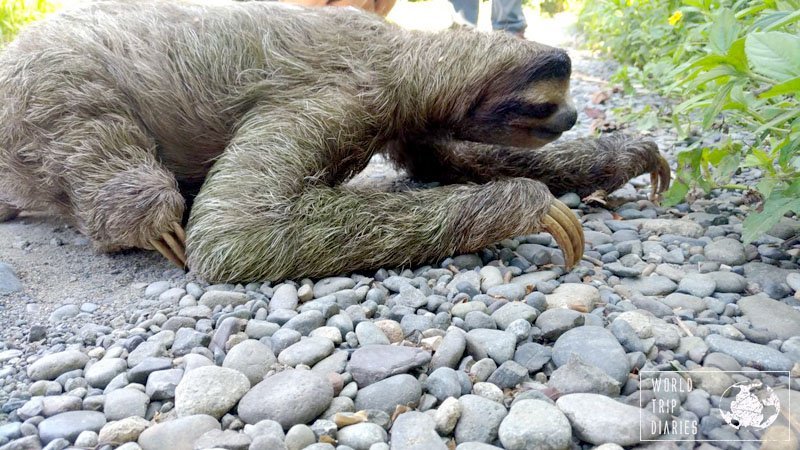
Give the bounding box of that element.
[499,399,571,450]
[38,411,106,444]
[27,350,89,381]
[85,358,127,389]
[552,326,629,385]
[556,393,659,446]
[175,366,250,419]
[104,388,150,420]
[238,369,333,429]
[138,414,220,450]
[98,416,150,446]
[391,411,447,450]
[704,238,746,265]
[354,374,422,415]
[222,339,276,386]
[336,423,387,450]
[455,395,507,444]
[545,284,600,311]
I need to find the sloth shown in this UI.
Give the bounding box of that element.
[0,1,670,282]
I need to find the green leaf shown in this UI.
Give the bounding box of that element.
[716,154,741,181]
[703,83,734,128]
[745,32,800,82]
[759,76,800,98]
[709,8,740,54]
[662,180,690,207]
[742,194,800,243]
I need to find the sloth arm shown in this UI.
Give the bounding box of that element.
[395,134,671,199]
[185,101,583,282]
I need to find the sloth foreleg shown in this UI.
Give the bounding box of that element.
[393,134,671,200]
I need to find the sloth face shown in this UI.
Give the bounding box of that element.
[457,47,578,149]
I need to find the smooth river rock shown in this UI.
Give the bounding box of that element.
[238,369,334,429]
[346,345,430,387]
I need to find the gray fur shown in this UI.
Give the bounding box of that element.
[0,1,664,281]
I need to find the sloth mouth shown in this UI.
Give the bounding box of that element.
[527,127,563,140]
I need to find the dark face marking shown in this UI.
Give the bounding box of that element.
[522,49,572,83]
[490,100,559,121]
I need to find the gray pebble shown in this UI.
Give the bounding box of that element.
[278,336,334,367]
[85,358,127,389]
[425,367,462,401]
[498,399,571,450]
[238,369,333,429]
[283,310,325,336]
[222,339,275,386]
[706,271,746,293]
[284,424,316,450]
[391,411,447,450]
[314,277,356,298]
[138,414,220,450]
[556,393,658,445]
[198,290,248,309]
[430,329,467,370]
[104,388,149,420]
[738,294,800,340]
[704,238,746,265]
[270,284,299,312]
[547,355,620,396]
[705,334,793,371]
[552,326,629,384]
[619,275,677,296]
[270,328,302,355]
[465,329,516,365]
[171,329,210,357]
[127,357,172,384]
[27,351,89,382]
[37,411,106,445]
[175,366,250,419]
[193,428,251,450]
[336,423,387,450]
[354,374,421,415]
[455,395,507,444]
[347,345,430,387]
[145,368,183,400]
[534,309,584,340]
[490,302,536,330]
[677,273,716,298]
[486,360,528,389]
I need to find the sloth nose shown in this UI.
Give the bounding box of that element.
[547,107,578,133]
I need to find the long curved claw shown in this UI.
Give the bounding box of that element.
[541,200,585,269]
[162,232,187,266]
[149,222,188,268]
[149,238,184,268]
[172,221,186,244]
[650,155,672,202]
[551,201,584,258]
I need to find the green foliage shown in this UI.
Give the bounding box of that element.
[0,0,55,44]
[579,0,800,242]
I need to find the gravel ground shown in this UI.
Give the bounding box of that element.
[2,6,800,450]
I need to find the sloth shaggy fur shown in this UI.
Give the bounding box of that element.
[0,1,668,281]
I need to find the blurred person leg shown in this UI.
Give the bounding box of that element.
[491,0,526,36]
[449,0,479,26]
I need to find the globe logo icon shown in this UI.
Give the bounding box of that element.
[719,380,781,430]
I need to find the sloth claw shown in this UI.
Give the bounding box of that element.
[649,155,672,202]
[149,223,188,268]
[542,200,584,269]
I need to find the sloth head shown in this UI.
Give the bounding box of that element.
[455,44,577,149]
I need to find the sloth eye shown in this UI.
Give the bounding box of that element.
[492,100,558,120]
